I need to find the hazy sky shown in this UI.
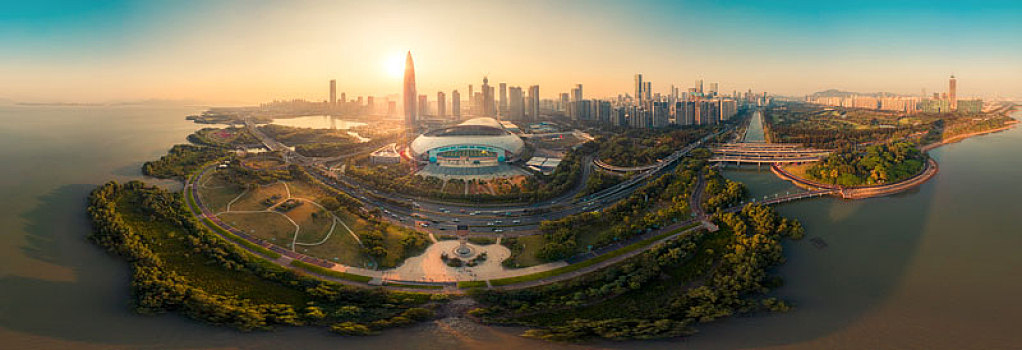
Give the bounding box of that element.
[2,0,1021,104]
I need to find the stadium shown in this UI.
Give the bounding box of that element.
[408,117,526,177]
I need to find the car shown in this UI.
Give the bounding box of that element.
[512,220,521,224]
[494,220,502,224]
[438,207,446,212]
[439,227,448,230]
[493,229,504,233]
[460,209,466,213]
[486,222,494,226]
[452,218,460,222]
[470,212,479,216]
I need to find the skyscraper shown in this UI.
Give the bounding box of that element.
[949,75,957,111]
[402,51,416,128]
[437,91,446,118]
[634,74,643,104]
[482,77,494,117]
[451,90,461,120]
[499,83,507,116]
[644,81,651,101]
[696,79,704,94]
[509,86,524,120]
[709,82,719,96]
[528,85,540,121]
[329,79,336,106]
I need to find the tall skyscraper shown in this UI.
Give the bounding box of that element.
[709,82,719,96]
[634,74,644,104]
[402,51,416,128]
[329,79,336,106]
[644,82,651,101]
[437,91,446,118]
[366,96,374,114]
[527,85,540,120]
[499,83,508,116]
[451,90,461,120]
[696,79,704,94]
[949,75,957,111]
[482,77,494,117]
[468,85,474,112]
[418,95,428,117]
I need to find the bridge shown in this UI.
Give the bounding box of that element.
[593,158,660,172]
[709,142,832,164]
[723,189,838,212]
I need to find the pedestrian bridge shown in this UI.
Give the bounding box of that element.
[709,142,832,164]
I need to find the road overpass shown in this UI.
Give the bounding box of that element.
[709,142,831,164]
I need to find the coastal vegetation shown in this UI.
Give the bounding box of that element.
[803,142,926,187]
[470,204,804,341]
[142,144,230,180]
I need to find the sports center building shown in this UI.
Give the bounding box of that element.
[408,117,527,178]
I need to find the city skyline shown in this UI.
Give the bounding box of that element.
[2,0,1022,104]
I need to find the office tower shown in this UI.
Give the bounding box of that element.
[402,51,416,128]
[644,82,651,101]
[559,93,570,112]
[329,79,336,106]
[417,95,428,117]
[366,96,374,114]
[488,85,496,116]
[499,83,508,116]
[468,85,474,112]
[634,74,644,104]
[709,82,719,96]
[387,101,396,116]
[451,90,461,120]
[528,85,540,121]
[481,77,494,117]
[509,86,524,120]
[437,91,446,118]
[696,79,704,94]
[570,84,583,120]
[949,75,957,111]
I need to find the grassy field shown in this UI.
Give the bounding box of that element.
[286,179,329,202]
[286,202,334,244]
[780,163,813,179]
[219,212,297,246]
[288,260,373,283]
[503,235,547,268]
[230,182,288,211]
[118,192,309,306]
[196,175,244,213]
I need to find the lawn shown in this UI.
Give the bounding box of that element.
[230,182,288,211]
[285,179,329,202]
[503,235,547,268]
[285,202,334,244]
[219,211,297,247]
[196,174,245,213]
[117,192,309,306]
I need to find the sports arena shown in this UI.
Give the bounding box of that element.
[408,117,527,178]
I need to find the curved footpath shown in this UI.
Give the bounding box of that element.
[183,164,713,293]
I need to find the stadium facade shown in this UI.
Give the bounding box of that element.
[409,117,525,168]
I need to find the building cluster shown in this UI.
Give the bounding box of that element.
[558,74,757,129]
[805,75,983,114]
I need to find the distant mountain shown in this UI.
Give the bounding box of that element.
[811,89,906,98]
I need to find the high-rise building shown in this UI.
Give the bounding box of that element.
[509,86,524,120]
[402,51,416,128]
[417,95,428,117]
[468,85,474,113]
[499,83,508,116]
[949,75,957,111]
[696,79,704,94]
[437,91,446,118]
[634,74,644,104]
[366,96,374,114]
[451,90,461,120]
[481,77,494,117]
[709,82,719,96]
[527,85,540,120]
[644,81,651,102]
[329,79,336,106]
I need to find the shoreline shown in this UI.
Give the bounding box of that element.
[770,118,1017,200]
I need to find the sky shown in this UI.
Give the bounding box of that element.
[2,0,1021,105]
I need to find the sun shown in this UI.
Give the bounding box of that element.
[384,53,405,79]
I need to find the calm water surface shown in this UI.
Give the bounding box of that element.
[1,104,1020,349]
